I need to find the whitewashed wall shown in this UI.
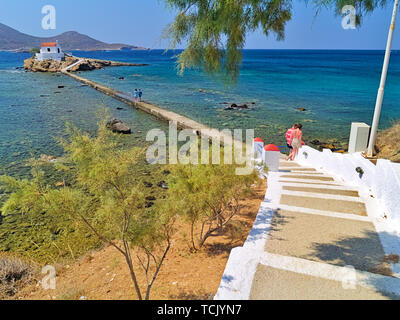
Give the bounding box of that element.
[295,146,400,224]
[36,52,64,62]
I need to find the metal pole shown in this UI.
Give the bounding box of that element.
[367,0,399,157]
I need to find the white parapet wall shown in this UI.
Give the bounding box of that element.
[295,145,400,225]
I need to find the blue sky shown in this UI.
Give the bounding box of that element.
[0,0,399,49]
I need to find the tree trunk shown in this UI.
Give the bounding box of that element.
[123,241,143,300]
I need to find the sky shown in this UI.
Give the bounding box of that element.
[0,0,399,50]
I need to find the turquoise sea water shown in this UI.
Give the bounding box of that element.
[1,50,399,176]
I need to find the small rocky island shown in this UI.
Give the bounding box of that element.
[24,56,148,73]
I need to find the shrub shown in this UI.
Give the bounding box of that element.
[0,255,37,298]
[0,120,175,300]
[375,120,400,162]
[164,149,260,251]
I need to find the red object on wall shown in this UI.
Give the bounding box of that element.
[264,144,280,152]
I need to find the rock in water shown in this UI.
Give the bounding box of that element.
[106,118,132,134]
[226,103,249,110]
[157,181,168,189]
[40,154,58,162]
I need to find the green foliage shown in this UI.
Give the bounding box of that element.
[30,48,40,56]
[166,0,291,80]
[0,111,263,298]
[0,159,100,263]
[164,147,259,251]
[0,119,175,300]
[165,0,389,80]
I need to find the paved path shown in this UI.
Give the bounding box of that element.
[62,58,84,72]
[248,159,400,299]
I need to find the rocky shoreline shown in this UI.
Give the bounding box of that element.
[309,139,348,153]
[24,56,148,73]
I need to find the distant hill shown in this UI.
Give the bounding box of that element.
[0,23,147,51]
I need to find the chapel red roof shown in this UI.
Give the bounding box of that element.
[41,42,57,47]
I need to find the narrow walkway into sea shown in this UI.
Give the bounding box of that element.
[61,70,242,145]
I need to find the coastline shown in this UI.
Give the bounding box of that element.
[24,56,149,73]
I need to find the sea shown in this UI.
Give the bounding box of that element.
[1,49,399,177]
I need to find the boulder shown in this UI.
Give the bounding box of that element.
[225,103,249,110]
[143,181,153,188]
[40,154,58,163]
[106,118,131,134]
[157,181,168,189]
[310,139,320,145]
[145,202,154,208]
[310,139,347,152]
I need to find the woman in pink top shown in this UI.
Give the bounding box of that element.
[288,123,304,161]
[285,124,296,161]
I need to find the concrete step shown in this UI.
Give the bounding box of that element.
[282,185,360,197]
[280,190,362,202]
[279,161,301,167]
[280,194,367,216]
[275,204,370,222]
[280,174,335,182]
[250,264,398,300]
[278,179,343,186]
[264,210,390,275]
[279,167,317,172]
[279,171,325,175]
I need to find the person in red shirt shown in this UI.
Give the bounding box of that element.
[288,123,305,161]
[285,124,297,161]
